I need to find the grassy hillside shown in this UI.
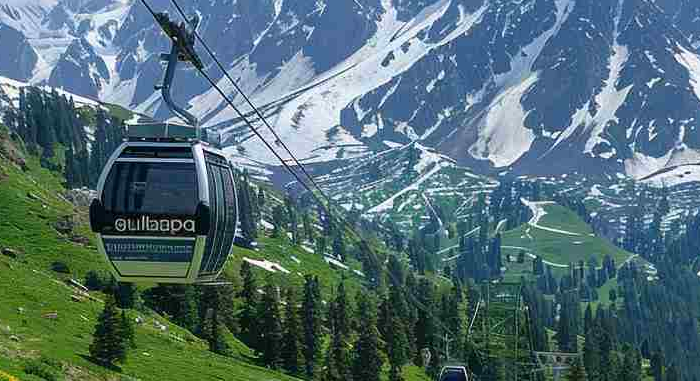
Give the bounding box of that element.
[0,128,307,380]
[501,203,632,268]
[0,256,304,381]
[0,127,430,381]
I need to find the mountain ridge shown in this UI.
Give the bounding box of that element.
[2,0,700,184]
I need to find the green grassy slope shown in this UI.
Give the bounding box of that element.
[0,131,306,380]
[0,129,430,381]
[226,236,366,298]
[501,203,632,268]
[0,257,303,381]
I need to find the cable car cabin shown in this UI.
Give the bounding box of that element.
[438,366,469,381]
[89,125,238,284]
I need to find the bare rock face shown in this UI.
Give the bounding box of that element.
[0,23,38,81]
[64,187,97,207]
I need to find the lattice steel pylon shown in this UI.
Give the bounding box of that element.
[533,351,581,381]
[466,281,539,381]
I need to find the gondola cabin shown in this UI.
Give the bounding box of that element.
[89,122,238,284]
[438,366,469,381]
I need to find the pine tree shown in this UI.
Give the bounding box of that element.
[325,280,352,381]
[114,282,137,309]
[90,108,108,187]
[386,286,410,381]
[272,205,287,238]
[557,294,573,352]
[316,235,327,256]
[174,285,199,333]
[352,292,383,381]
[198,286,229,356]
[239,261,259,351]
[302,213,315,244]
[120,310,136,349]
[90,295,128,366]
[208,303,229,355]
[584,314,601,381]
[65,147,77,188]
[260,283,283,369]
[238,173,258,246]
[258,187,265,217]
[415,278,437,368]
[285,196,300,245]
[303,276,323,379]
[282,287,302,375]
[332,231,346,262]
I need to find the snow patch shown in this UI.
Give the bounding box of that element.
[243,257,291,274]
[324,256,349,270]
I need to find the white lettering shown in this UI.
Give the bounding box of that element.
[115,219,127,232]
[171,220,182,234]
[113,216,196,235]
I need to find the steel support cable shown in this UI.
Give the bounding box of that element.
[139,0,456,339]
[167,0,332,205]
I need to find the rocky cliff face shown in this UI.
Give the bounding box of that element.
[0,23,38,81]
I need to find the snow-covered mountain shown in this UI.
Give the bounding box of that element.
[3,0,700,184]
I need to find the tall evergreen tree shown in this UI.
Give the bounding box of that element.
[282,287,302,375]
[272,205,288,238]
[121,310,136,349]
[257,187,265,218]
[260,283,283,369]
[175,285,199,333]
[325,280,352,381]
[238,262,259,351]
[238,173,258,246]
[199,286,229,356]
[332,231,346,262]
[302,212,314,243]
[386,286,410,381]
[352,292,383,381]
[210,307,229,355]
[303,276,323,379]
[415,278,437,368]
[286,196,300,245]
[90,295,128,366]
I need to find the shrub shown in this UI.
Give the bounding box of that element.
[84,270,106,291]
[50,261,70,274]
[23,357,62,381]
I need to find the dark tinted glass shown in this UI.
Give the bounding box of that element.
[200,152,237,275]
[119,146,193,158]
[103,162,198,216]
[441,370,467,381]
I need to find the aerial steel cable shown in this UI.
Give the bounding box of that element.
[167,0,332,206]
[138,0,457,338]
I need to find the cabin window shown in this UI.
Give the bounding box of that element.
[102,162,198,216]
[200,153,236,274]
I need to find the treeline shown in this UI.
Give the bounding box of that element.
[94,255,477,381]
[3,86,124,188]
[450,180,539,283]
[523,181,700,381]
[233,254,480,381]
